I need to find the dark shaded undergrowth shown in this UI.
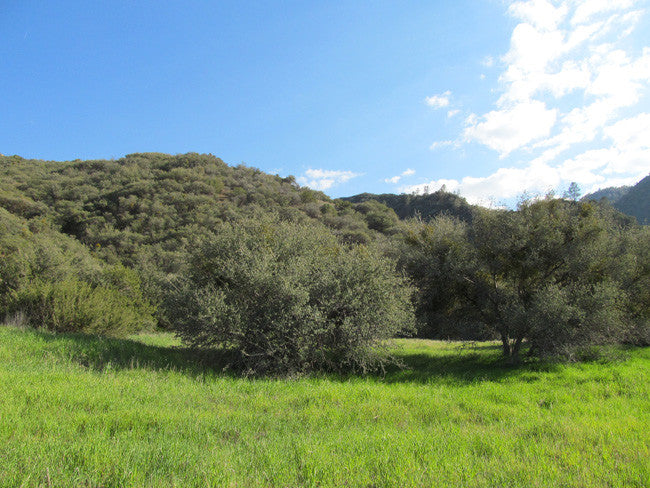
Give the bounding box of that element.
[8,327,594,384]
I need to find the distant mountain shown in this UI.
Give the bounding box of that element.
[582,185,630,204]
[615,175,650,225]
[583,174,649,225]
[341,189,477,223]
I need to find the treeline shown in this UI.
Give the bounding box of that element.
[401,201,649,361]
[0,153,647,374]
[342,189,476,223]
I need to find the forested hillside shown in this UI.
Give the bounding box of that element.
[614,174,650,225]
[583,174,650,225]
[583,185,630,203]
[0,153,409,367]
[1,153,648,372]
[0,153,399,268]
[342,189,477,223]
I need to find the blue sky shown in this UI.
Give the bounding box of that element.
[2,1,649,204]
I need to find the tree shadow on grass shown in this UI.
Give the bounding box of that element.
[29,330,560,384]
[31,329,239,378]
[376,343,561,385]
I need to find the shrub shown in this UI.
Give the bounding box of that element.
[9,278,155,336]
[400,215,489,340]
[526,282,628,359]
[169,218,414,375]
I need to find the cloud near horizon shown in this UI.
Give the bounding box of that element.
[297,168,362,191]
[421,0,650,205]
[385,168,415,184]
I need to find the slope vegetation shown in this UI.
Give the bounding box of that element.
[583,174,650,225]
[343,189,477,223]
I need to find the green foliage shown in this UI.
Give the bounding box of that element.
[0,208,101,310]
[1,153,645,365]
[583,173,650,224]
[355,199,400,233]
[401,216,486,339]
[621,225,650,345]
[582,185,630,204]
[614,173,650,225]
[0,153,392,275]
[9,278,154,336]
[170,217,415,375]
[562,181,581,200]
[402,198,648,361]
[526,282,626,358]
[343,188,476,223]
[0,153,397,330]
[468,199,642,360]
[0,208,154,336]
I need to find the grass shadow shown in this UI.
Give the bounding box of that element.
[30,329,240,378]
[374,342,561,385]
[26,329,561,384]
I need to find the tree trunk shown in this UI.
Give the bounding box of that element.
[500,333,526,364]
[509,335,525,364]
[500,334,511,357]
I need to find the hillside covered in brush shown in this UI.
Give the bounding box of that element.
[342,189,477,223]
[0,153,401,270]
[583,174,650,225]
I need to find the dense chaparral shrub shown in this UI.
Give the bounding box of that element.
[9,278,155,336]
[0,208,155,336]
[169,217,415,375]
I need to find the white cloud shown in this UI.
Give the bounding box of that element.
[297,169,361,191]
[508,0,568,31]
[424,0,650,205]
[605,112,650,150]
[425,91,451,108]
[402,135,646,205]
[463,100,557,157]
[468,1,648,154]
[447,109,460,118]
[400,162,561,206]
[571,0,638,25]
[430,140,456,150]
[384,168,416,184]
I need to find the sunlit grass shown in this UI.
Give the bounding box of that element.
[0,326,648,487]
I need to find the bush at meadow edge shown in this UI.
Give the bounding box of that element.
[169,217,415,375]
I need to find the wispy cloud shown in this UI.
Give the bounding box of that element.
[385,168,415,184]
[430,140,456,150]
[425,90,451,109]
[428,0,650,204]
[297,168,361,191]
[482,56,495,67]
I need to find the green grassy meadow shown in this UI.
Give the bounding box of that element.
[0,326,648,487]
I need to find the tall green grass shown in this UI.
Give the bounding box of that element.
[0,326,648,487]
